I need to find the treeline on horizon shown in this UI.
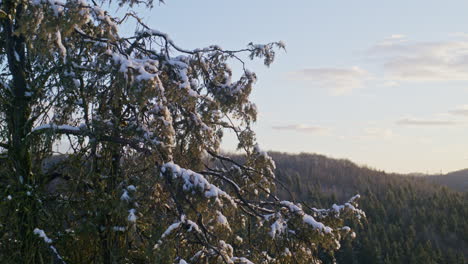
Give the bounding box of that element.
[270,152,467,264]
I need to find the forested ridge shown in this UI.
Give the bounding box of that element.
[271,152,467,264]
[427,169,468,192]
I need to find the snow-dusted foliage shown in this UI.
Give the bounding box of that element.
[0,0,364,263]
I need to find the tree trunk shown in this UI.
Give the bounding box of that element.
[4,2,32,184]
[3,2,38,262]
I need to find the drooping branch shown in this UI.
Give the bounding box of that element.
[28,124,153,155]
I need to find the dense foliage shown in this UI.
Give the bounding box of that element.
[271,152,468,264]
[0,1,363,263]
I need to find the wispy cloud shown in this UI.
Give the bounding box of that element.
[288,66,371,95]
[369,34,468,82]
[397,104,468,127]
[271,124,330,134]
[389,34,406,39]
[449,105,468,116]
[450,32,468,38]
[377,34,408,46]
[382,81,400,87]
[396,118,457,126]
[364,127,395,140]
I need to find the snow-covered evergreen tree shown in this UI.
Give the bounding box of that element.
[0,0,364,262]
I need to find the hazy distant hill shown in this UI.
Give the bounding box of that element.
[427,169,468,192]
[269,152,467,264]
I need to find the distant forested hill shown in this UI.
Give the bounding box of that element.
[427,169,468,192]
[270,152,467,264]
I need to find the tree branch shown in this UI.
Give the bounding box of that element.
[28,125,153,155]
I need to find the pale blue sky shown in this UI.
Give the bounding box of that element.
[123,0,468,173]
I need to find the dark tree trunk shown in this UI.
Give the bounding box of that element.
[4,2,32,184]
[3,2,39,262]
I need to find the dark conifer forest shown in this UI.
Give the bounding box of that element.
[271,152,467,264]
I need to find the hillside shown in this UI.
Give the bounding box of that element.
[270,152,467,264]
[427,169,468,192]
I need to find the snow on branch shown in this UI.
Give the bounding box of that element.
[311,194,366,219]
[231,256,254,264]
[136,27,285,64]
[279,201,332,234]
[32,123,83,133]
[331,194,366,219]
[34,228,53,244]
[106,49,159,82]
[153,214,203,250]
[33,228,66,264]
[161,162,235,205]
[31,0,65,17]
[264,195,364,241]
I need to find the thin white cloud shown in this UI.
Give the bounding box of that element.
[369,35,468,82]
[289,66,371,95]
[416,137,431,144]
[449,105,468,116]
[364,127,395,140]
[378,34,408,46]
[271,124,330,134]
[382,80,400,87]
[396,104,468,127]
[389,34,406,39]
[396,118,457,126]
[450,32,468,38]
